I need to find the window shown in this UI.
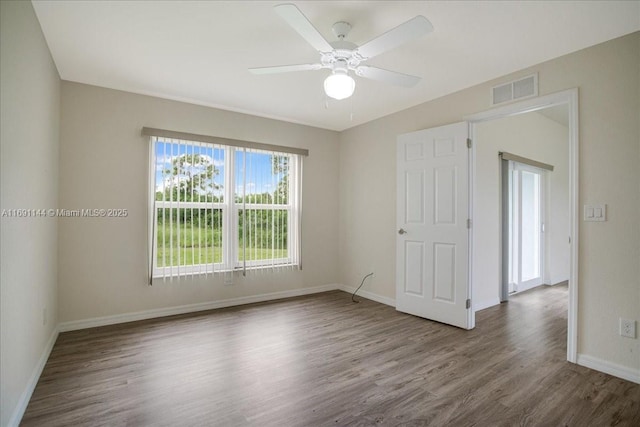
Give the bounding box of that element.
[148,133,303,280]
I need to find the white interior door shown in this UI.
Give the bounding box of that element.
[396,122,473,329]
[509,162,544,292]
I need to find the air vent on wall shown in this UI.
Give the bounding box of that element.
[491,73,538,106]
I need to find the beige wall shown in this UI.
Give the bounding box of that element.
[474,111,569,309]
[0,1,61,425]
[58,82,340,323]
[339,32,640,371]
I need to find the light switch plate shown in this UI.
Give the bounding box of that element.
[584,204,606,221]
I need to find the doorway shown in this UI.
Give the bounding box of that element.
[394,89,578,362]
[466,88,579,363]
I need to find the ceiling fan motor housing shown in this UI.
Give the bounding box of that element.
[321,22,365,73]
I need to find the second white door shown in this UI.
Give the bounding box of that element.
[508,162,544,293]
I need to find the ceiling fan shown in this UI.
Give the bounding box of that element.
[249,4,434,100]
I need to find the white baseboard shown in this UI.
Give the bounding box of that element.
[577,353,640,384]
[58,284,398,333]
[473,297,501,312]
[546,279,569,286]
[58,284,340,332]
[8,326,59,427]
[338,284,396,307]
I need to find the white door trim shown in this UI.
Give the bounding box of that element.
[464,88,579,364]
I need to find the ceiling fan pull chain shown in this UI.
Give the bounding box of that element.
[350,96,354,121]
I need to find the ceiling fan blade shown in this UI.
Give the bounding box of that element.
[356,16,433,59]
[249,63,322,74]
[274,4,334,53]
[357,66,421,87]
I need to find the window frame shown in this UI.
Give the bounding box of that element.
[149,137,301,279]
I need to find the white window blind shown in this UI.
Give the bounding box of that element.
[147,133,304,283]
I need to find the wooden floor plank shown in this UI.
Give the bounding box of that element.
[21,284,640,426]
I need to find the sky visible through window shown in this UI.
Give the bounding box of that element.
[154,141,286,200]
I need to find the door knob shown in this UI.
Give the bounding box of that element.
[398,228,407,235]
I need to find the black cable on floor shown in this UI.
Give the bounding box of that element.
[352,272,374,303]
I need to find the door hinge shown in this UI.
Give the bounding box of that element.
[467,219,472,229]
[467,138,472,149]
[466,299,471,309]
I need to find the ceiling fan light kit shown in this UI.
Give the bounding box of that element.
[250,4,434,101]
[324,70,355,100]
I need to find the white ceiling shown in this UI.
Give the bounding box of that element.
[32,1,640,131]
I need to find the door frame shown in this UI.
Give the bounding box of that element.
[464,88,579,363]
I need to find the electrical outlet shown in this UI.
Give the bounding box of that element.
[620,318,636,338]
